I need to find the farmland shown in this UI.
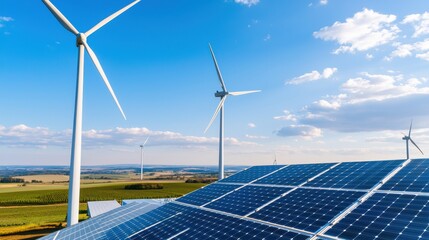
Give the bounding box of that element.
[0,180,206,239]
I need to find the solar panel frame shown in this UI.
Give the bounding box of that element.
[380,159,429,193]
[255,163,336,186]
[205,185,292,216]
[305,160,404,190]
[220,165,285,183]
[249,188,366,233]
[324,193,429,240]
[176,183,241,206]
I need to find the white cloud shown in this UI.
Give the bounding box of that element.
[234,0,259,7]
[387,39,429,61]
[402,12,429,38]
[320,0,328,5]
[248,123,256,128]
[0,125,256,148]
[0,16,13,28]
[245,134,268,139]
[287,67,337,85]
[296,72,429,132]
[274,110,297,121]
[276,125,322,139]
[314,9,399,54]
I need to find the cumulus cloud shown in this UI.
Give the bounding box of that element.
[320,0,328,5]
[287,67,337,85]
[248,123,256,128]
[245,134,268,139]
[387,39,429,61]
[314,9,399,54]
[0,125,255,148]
[402,12,429,38]
[274,110,297,121]
[276,125,322,139]
[0,16,13,28]
[296,72,429,132]
[234,0,259,7]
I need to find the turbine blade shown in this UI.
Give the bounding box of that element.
[208,44,227,92]
[410,138,424,155]
[409,120,413,137]
[228,90,261,96]
[42,0,79,35]
[86,0,140,36]
[82,41,127,120]
[204,96,227,133]
[143,136,150,146]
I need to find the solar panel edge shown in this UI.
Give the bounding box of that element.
[311,158,415,239]
[171,201,315,238]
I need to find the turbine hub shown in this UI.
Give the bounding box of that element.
[215,91,228,98]
[76,33,87,46]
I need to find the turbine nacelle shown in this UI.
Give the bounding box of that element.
[76,33,87,46]
[215,91,228,98]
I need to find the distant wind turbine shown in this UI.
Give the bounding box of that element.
[273,153,277,165]
[204,44,261,180]
[402,121,424,159]
[42,0,140,226]
[139,137,149,181]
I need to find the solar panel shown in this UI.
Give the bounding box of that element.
[324,193,429,240]
[249,188,365,232]
[205,185,291,216]
[87,200,120,218]
[255,163,335,186]
[129,203,310,240]
[220,165,284,183]
[41,159,429,240]
[306,160,403,190]
[176,183,240,206]
[380,159,429,193]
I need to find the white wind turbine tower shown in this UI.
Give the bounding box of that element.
[204,44,261,180]
[402,121,424,159]
[139,137,150,180]
[42,0,140,226]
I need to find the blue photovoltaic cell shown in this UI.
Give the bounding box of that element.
[250,188,365,232]
[220,165,284,183]
[380,159,429,193]
[176,183,240,206]
[40,202,167,240]
[129,203,309,240]
[326,193,429,240]
[306,160,403,190]
[255,163,335,186]
[205,185,291,216]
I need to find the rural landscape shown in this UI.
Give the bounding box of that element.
[0,165,244,239]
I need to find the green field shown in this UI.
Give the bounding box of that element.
[0,182,205,206]
[0,182,206,238]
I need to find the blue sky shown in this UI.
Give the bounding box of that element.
[1,0,429,166]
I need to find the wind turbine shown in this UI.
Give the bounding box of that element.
[273,153,277,165]
[402,121,424,159]
[139,137,149,180]
[42,0,140,226]
[204,44,261,180]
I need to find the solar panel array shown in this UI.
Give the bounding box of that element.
[42,158,429,240]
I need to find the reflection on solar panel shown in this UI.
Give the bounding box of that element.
[250,188,365,232]
[176,183,240,206]
[128,203,309,240]
[255,163,335,186]
[380,159,429,193]
[325,193,429,240]
[220,165,284,183]
[42,159,429,240]
[306,160,403,189]
[205,185,291,216]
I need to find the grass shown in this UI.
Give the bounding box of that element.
[0,203,87,234]
[0,182,205,206]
